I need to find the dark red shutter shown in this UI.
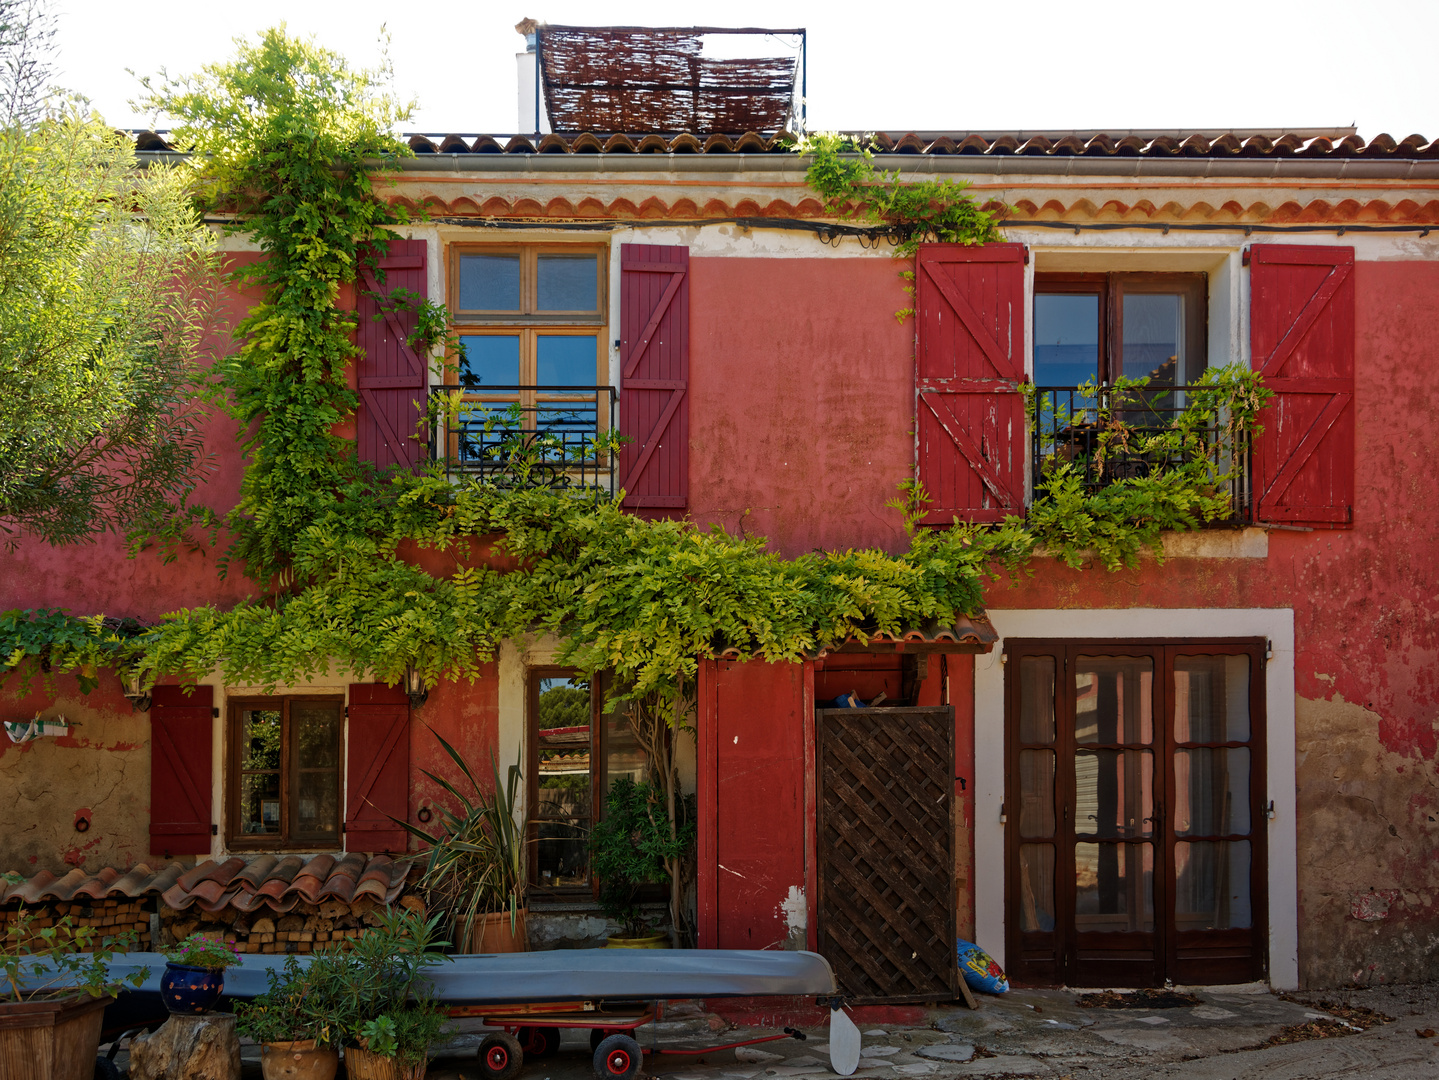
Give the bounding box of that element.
[149,684,214,857]
[345,683,410,854]
[915,243,1027,524]
[356,239,429,472]
[1250,244,1355,527]
[619,243,689,508]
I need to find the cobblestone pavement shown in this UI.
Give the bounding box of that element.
[112,982,1439,1079]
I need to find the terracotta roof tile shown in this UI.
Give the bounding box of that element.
[4,854,413,915]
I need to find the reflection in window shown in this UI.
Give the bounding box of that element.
[1075,749,1153,838]
[1018,844,1055,932]
[1018,656,1056,745]
[535,676,592,887]
[238,708,281,836]
[1075,841,1154,932]
[537,335,598,386]
[1121,293,1184,385]
[1075,656,1153,745]
[459,335,521,388]
[1034,293,1100,387]
[232,700,341,845]
[458,255,521,311]
[1175,840,1251,929]
[1174,748,1250,837]
[1174,655,1250,743]
[537,255,598,312]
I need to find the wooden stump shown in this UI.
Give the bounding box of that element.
[128,1012,240,1080]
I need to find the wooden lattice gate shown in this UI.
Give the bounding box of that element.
[816,706,958,1003]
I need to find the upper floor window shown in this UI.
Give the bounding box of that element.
[1034,273,1207,389]
[227,696,343,849]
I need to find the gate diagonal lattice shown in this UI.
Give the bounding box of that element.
[817,707,957,1003]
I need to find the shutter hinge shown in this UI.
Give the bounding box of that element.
[1242,247,1252,267]
[999,800,1007,824]
[212,707,219,718]
[210,824,218,835]
[1022,245,1030,266]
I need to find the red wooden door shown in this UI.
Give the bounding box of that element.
[357,239,429,472]
[344,683,411,853]
[915,244,1027,524]
[150,685,214,857]
[619,244,688,509]
[1249,245,1355,527]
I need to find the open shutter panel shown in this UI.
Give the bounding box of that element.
[344,683,410,854]
[356,239,429,472]
[149,685,214,857]
[620,243,689,508]
[1249,244,1355,527]
[915,243,1027,525]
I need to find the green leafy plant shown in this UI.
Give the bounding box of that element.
[2,907,149,1003]
[397,733,528,951]
[234,952,351,1047]
[0,608,145,695]
[357,1007,449,1067]
[591,778,695,940]
[162,932,240,971]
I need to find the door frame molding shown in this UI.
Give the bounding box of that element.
[974,608,1298,989]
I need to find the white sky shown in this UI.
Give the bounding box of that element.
[52,0,1439,141]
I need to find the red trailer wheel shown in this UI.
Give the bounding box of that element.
[480,1032,524,1080]
[593,1034,642,1080]
[518,1026,562,1058]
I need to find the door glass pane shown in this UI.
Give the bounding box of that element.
[1018,844,1055,932]
[1075,656,1153,744]
[460,334,521,388]
[537,255,598,311]
[459,254,520,311]
[1034,293,1100,387]
[604,704,647,792]
[1174,748,1250,836]
[536,676,591,887]
[1121,293,1183,386]
[1017,749,1055,838]
[1018,656,1056,744]
[291,701,340,841]
[1175,840,1251,929]
[537,335,596,386]
[291,702,340,769]
[1075,842,1154,932]
[1075,749,1153,838]
[238,707,282,836]
[1174,655,1251,743]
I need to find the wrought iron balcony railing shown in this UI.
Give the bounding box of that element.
[1031,385,1253,524]
[429,385,618,493]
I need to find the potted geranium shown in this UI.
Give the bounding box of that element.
[160,932,240,1014]
[235,953,350,1080]
[0,906,148,1080]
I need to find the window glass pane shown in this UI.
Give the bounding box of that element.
[1018,656,1056,744]
[1075,656,1153,744]
[537,255,598,311]
[240,709,282,772]
[605,704,647,792]
[1175,840,1251,929]
[291,702,340,770]
[459,255,520,311]
[1122,293,1183,386]
[1018,844,1055,932]
[1075,841,1153,932]
[1034,293,1100,387]
[536,676,591,887]
[238,771,281,836]
[295,771,339,839]
[1017,749,1055,838]
[459,335,520,388]
[537,335,597,386]
[1175,748,1251,837]
[1075,749,1153,838]
[1174,655,1250,743]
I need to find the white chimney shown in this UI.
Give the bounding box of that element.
[515,18,552,136]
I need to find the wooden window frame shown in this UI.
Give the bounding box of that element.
[1002,638,1268,988]
[226,695,345,851]
[1034,272,1207,386]
[526,667,605,899]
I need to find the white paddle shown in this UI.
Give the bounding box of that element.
[827,1006,861,1076]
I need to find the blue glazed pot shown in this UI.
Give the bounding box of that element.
[161,961,225,1014]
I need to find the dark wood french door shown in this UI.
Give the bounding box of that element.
[1004,640,1267,987]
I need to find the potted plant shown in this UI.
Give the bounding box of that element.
[330,908,451,1080]
[235,953,349,1080]
[160,932,239,1014]
[0,906,148,1080]
[590,778,695,948]
[399,733,529,953]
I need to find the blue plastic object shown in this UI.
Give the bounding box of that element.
[956,939,1009,994]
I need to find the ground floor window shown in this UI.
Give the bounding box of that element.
[527,670,647,893]
[1004,639,1267,987]
[226,696,343,849]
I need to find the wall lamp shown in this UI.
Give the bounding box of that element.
[120,668,152,713]
[404,664,429,709]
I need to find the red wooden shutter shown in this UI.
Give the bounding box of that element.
[915,243,1027,524]
[356,239,429,472]
[345,683,410,854]
[619,243,689,508]
[1250,244,1355,527]
[149,684,214,857]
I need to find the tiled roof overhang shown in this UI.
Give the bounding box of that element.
[710,614,999,662]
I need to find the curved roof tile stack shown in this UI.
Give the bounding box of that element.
[3,853,412,915]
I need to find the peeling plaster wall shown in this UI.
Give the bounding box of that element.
[0,675,151,875]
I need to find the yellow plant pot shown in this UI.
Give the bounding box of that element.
[605,933,669,949]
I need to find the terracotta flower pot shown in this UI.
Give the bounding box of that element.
[0,993,110,1080]
[259,1039,339,1080]
[345,1044,427,1080]
[466,908,528,953]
